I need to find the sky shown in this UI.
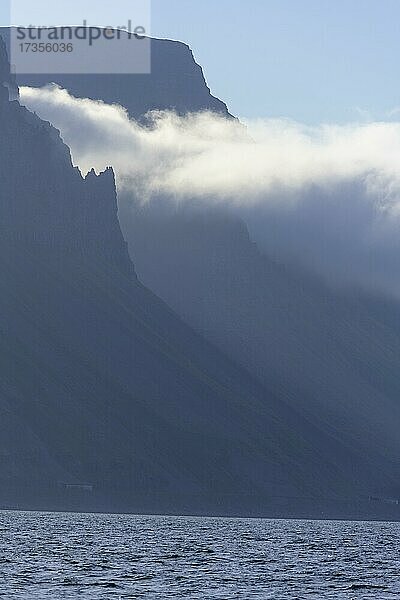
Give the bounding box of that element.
[5,0,400,121]
[151,0,400,123]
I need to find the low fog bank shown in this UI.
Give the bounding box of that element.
[20,84,400,296]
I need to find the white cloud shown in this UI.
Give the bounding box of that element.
[19,85,400,295]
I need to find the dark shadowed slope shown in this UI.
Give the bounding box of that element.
[4,29,400,518]
[2,37,391,518]
[0,27,231,120]
[120,201,400,513]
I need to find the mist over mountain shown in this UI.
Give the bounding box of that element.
[0,27,231,120]
[1,37,288,513]
[121,202,400,490]
[3,34,388,518]
[20,83,400,298]
[2,30,400,518]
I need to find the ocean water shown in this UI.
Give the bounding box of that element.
[0,511,399,599]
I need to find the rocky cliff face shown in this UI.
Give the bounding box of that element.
[1,37,376,517]
[1,27,231,119]
[1,37,129,263]
[0,37,18,103]
[121,194,400,514]
[1,35,399,519]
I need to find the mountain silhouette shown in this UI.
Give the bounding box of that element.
[0,27,231,120]
[1,33,399,518]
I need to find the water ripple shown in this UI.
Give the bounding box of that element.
[0,511,399,598]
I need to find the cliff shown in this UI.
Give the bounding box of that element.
[0,27,231,119]
[0,37,18,103]
[0,38,370,517]
[1,35,399,519]
[121,197,400,514]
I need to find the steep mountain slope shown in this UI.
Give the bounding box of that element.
[0,27,231,119]
[2,36,390,517]
[120,202,400,509]
[4,28,400,517]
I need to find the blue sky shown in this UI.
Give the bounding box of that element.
[5,0,400,122]
[151,0,400,123]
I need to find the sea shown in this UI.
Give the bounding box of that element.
[0,511,399,598]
